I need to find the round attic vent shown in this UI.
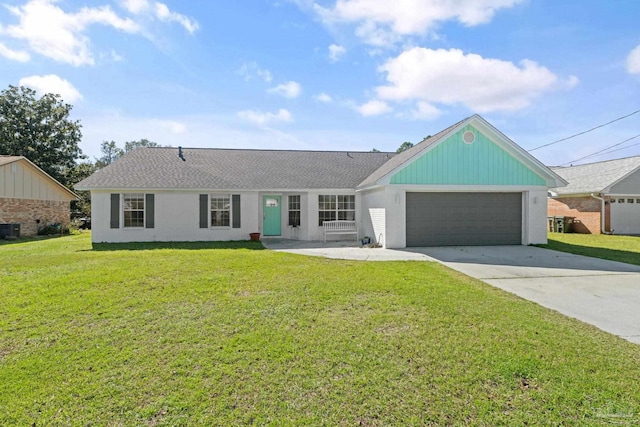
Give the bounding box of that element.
[463,131,476,144]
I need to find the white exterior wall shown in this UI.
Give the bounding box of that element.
[359,187,406,248]
[91,186,550,245]
[91,191,260,243]
[91,189,360,243]
[359,187,384,245]
[524,189,549,244]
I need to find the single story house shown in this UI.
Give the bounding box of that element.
[549,156,640,234]
[75,114,566,247]
[0,155,78,236]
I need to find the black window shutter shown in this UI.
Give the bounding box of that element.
[199,194,208,228]
[145,194,155,229]
[232,194,241,228]
[110,194,120,229]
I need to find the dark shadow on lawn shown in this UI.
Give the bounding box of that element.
[90,240,265,252]
[0,234,67,246]
[539,239,640,267]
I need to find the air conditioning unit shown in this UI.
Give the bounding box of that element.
[0,223,21,239]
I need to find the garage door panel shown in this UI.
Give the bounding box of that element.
[406,192,522,246]
[611,202,640,235]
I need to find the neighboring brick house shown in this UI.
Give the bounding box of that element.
[0,156,77,236]
[550,156,640,234]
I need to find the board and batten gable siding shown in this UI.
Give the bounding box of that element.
[390,125,547,186]
[609,167,640,195]
[0,159,74,201]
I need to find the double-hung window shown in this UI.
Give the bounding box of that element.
[289,195,301,227]
[318,195,355,226]
[211,194,231,227]
[123,193,145,227]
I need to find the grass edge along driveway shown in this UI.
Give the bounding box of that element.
[540,232,640,267]
[1,233,639,426]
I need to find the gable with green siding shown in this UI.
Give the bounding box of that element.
[390,125,546,186]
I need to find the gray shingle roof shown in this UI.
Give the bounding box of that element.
[550,156,640,195]
[75,147,396,191]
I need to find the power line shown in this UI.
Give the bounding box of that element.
[561,133,640,166]
[597,140,640,156]
[528,108,640,152]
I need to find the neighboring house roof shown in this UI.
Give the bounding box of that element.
[0,156,24,166]
[550,155,640,196]
[0,155,78,199]
[358,114,567,189]
[75,148,396,191]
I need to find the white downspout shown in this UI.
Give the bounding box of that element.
[590,193,611,234]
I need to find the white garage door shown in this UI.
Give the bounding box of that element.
[611,197,640,235]
[406,192,522,246]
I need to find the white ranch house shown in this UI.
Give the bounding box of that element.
[76,115,566,247]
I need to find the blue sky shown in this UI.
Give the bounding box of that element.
[1,0,639,166]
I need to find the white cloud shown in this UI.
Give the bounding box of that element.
[153,119,187,134]
[154,2,199,34]
[316,92,333,103]
[356,100,392,116]
[19,74,82,103]
[237,109,293,126]
[268,81,302,98]
[0,41,30,62]
[121,0,198,33]
[238,62,273,82]
[410,101,442,120]
[109,50,124,62]
[0,0,197,66]
[328,43,346,62]
[3,0,140,66]
[375,47,573,114]
[257,69,273,83]
[626,45,640,74]
[314,0,524,46]
[121,0,150,14]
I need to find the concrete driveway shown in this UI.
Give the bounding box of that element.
[414,246,640,344]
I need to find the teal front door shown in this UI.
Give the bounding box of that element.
[263,196,281,236]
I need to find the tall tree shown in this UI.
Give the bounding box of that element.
[0,85,84,186]
[96,140,124,167]
[64,161,97,215]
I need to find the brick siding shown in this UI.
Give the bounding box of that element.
[0,197,71,236]
[548,197,608,234]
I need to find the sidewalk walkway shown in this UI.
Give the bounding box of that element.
[261,238,435,261]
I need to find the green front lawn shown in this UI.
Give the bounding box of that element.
[541,232,640,266]
[1,233,639,425]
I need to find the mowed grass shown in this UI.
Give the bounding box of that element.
[1,234,640,426]
[541,232,640,266]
